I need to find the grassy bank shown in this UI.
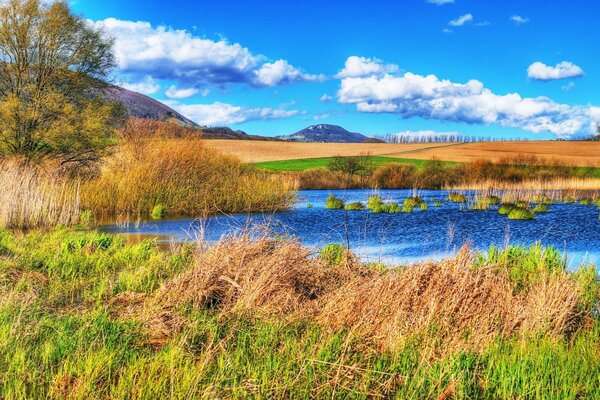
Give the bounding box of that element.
[252,156,458,172]
[0,228,598,399]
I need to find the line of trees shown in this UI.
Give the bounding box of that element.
[381,133,531,144]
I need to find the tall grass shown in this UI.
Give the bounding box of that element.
[82,139,295,217]
[0,228,598,398]
[0,160,80,229]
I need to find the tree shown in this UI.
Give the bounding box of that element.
[0,0,124,166]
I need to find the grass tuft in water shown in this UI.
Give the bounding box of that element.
[448,192,467,203]
[508,207,535,220]
[150,204,166,220]
[345,202,365,211]
[325,195,344,210]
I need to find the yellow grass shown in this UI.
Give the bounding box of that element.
[0,160,80,229]
[203,140,600,166]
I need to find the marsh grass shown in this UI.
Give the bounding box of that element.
[344,202,364,211]
[325,194,344,210]
[0,160,81,229]
[83,139,295,217]
[507,207,535,220]
[0,229,598,398]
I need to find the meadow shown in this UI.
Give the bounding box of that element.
[0,227,598,399]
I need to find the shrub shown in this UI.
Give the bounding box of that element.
[319,243,347,266]
[368,195,385,210]
[533,203,549,213]
[508,207,535,220]
[580,198,592,205]
[498,203,515,215]
[371,163,416,188]
[325,194,344,210]
[345,202,365,211]
[448,192,467,203]
[151,204,166,220]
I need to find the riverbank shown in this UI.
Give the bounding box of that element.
[0,228,598,398]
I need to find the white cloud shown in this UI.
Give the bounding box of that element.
[510,15,530,25]
[449,14,473,27]
[336,57,599,138]
[562,82,576,92]
[426,0,454,5]
[442,28,453,34]
[120,76,160,95]
[336,56,399,78]
[255,60,323,87]
[527,61,584,81]
[93,18,317,88]
[320,94,333,102]
[164,86,205,99]
[171,102,301,126]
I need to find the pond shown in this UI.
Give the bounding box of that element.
[100,189,600,269]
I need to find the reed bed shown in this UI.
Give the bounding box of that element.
[0,160,80,229]
[82,139,295,217]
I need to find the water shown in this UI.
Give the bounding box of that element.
[100,189,600,269]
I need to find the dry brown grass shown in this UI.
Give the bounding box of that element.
[82,138,295,216]
[452,177,600,192]
[117,235,590,355]
[0,160,80,229]
[203,140,600,166]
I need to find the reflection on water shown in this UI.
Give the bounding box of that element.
[100,189,600,269]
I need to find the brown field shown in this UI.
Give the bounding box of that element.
[203,140,600,166]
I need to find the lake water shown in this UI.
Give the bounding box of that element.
[100,189,600,269]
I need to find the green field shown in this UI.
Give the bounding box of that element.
[252,156,458,172]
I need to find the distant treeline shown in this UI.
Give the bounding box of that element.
[381,133,531,144]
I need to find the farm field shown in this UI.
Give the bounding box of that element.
[203,140,600,166]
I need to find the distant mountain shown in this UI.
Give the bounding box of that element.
[199,126,281,141]
[278,124,383,143]
[107,86,198,127]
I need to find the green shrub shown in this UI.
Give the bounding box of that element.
[448,192,467,203]
[580,198,592,205]
[345,202,365,211]
[319,243,346,266]
[533,203,549,213]
[367,195,385,210]
[325,195,344,210]
[498,203,515,215]
[151,204,166,220]
[508,207,535,220]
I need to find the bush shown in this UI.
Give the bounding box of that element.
[508,207,535,220]
[345,202,364,211]
[448,192,468,203]
[319,243,347,266]
[151,204,166,220]
[368,195,385,210]
[325,195,344,210]
[498,203,515,215]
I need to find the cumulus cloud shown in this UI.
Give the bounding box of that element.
[510,15,530,24]
[171,102,301,126]
[120,76,160,95]
[165,86,205,99]
[336,56,399,78]
[255,60,323,86]
[527,61,584,81]
[337,57,599,138]
[426,0,454,5]
[93,18,317,89]
[449,14,473,27]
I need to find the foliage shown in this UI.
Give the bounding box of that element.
[150,204,166,220]
[325,194,344,210]
[507,207,535,220]
[448,192,467,203]
[0,0,124,166]
[319,243,347,266]
[344,202,364,211]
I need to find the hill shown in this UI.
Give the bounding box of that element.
[278,124,384,143]
[107,86,198,127]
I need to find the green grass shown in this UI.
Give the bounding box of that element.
[252,156,458,172]
[0,228,598,399]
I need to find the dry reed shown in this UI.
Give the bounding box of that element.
[121,235,591,355]
[0,160,80,229]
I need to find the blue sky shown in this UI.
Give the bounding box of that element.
[73,0,600,139]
